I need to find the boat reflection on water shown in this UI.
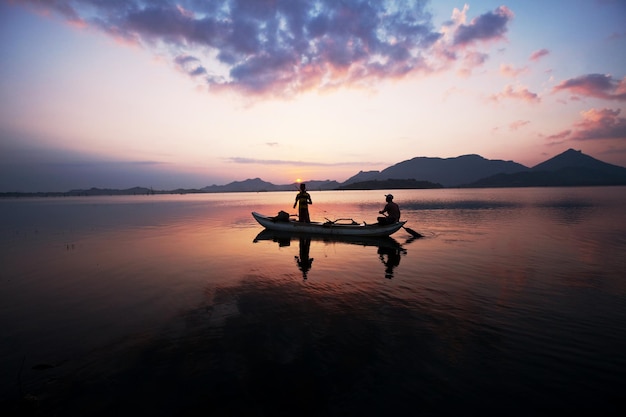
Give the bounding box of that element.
[253,229,408,279]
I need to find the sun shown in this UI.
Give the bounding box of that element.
[296,178,302,183]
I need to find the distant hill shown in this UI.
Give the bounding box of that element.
[295,180,342,191]
[465,149,626,187]
[66,187,160,196]
[344,170,383,184]
[338,179,443,190]
[201,178,280,192]
[344,155,527,187]
[201,178,340,193]
[532,148,617,172]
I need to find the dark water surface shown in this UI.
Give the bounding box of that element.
[1,188,625,416]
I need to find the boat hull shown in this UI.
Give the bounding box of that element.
[251,212,405,237]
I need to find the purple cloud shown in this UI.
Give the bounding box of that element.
[174,55,207,77]
[529,48,549,61]
[544,108,626,145]
[570,108,626,141]
[546,130,572,142]
[228,157,368,167]
[553,74,626,101]
[452,6,513,46]
[14,1,514,96]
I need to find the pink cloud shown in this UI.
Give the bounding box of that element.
[553,74,626,101]
[509,120,530,131]
[465,51,489,66]
[500,63,528,78]
[529,48,549,61]
[430,5,515,74]
[457,51,489,77]
[569,108,626,141]
[489,85,540,103]
[545,130,572,144]
[544,108,626,146]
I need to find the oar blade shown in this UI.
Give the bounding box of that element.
[403,226,423,238]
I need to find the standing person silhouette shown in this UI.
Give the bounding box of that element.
[293,183,312,223]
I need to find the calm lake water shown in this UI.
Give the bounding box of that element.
[1,187,625,416]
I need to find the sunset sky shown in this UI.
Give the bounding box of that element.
[1,0,625,192]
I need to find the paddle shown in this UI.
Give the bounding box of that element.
[402,224,423,238]
[381,213,422,238]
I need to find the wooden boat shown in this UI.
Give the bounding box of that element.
[251,211,406,237]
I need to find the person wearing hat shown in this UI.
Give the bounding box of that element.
[378,194,401,224]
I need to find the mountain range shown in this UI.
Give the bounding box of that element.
[199,148,626,192]
[463,149,626,188]
[343,154,527,187]
[2,149,625,197]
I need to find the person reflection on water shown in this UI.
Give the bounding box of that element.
[378,246,402,279]
[293,183,312,223]
[295,237,313,280]
[378,194,400,224]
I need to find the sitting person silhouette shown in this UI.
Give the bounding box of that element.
[378,194,400,224]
